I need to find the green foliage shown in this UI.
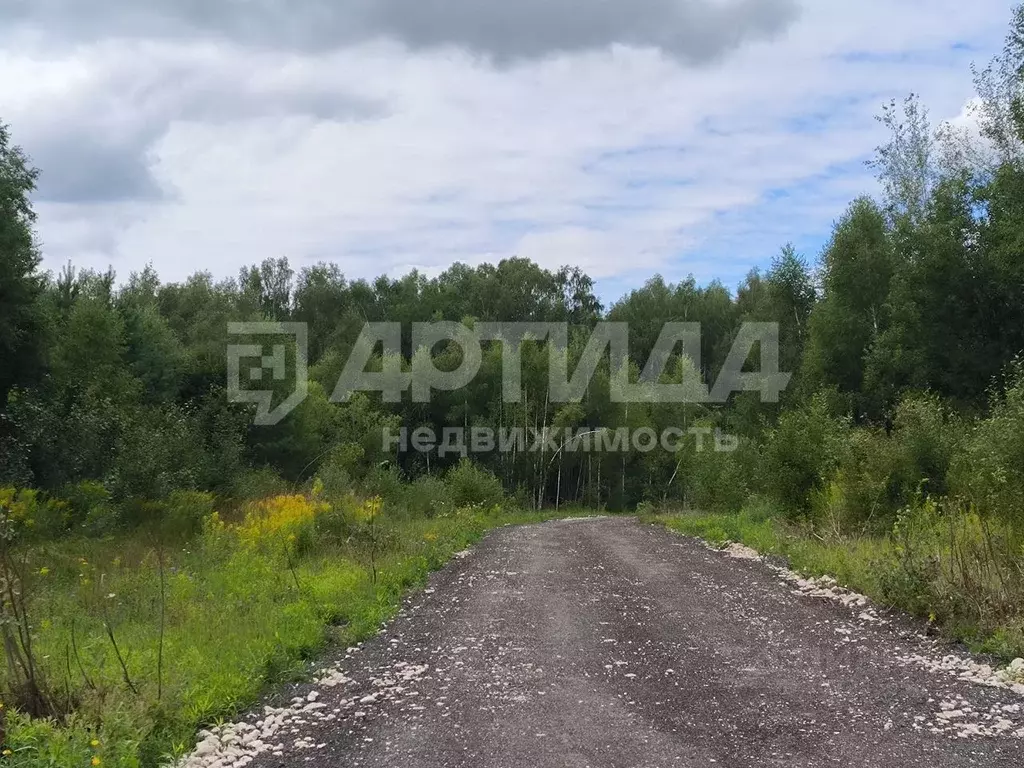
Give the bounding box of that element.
[882,494,1024,649]
[107,406,207,502]
[161,491,216,541]
[760,394,851,516]
[226,467,288,503]
[7,7,1024,754]
[951,358,1024,530]
[810,428,898,534]
[807,392,961,537]
[0,487,70,540]
[62,481,117,536]
[443,460,505,509]
[685,434,761,513]
[801,198,893,416]
[403,475,453,518]
[0,122,45,407]
[890,392,961,499]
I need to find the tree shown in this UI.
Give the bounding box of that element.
[0,123,45,406]
[239,257,294,320]
[293,263,350,364]
[740,244,816,382]
[557,266,603,325]
[802,198,893,417]
[969,4,1024,167]
[869,94,938,224]
[865,175,997,412]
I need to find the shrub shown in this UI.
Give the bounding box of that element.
[199,510,234,561]
[315,490,361,542]
[891,391,961,500]
[60,480,114,533]
[0,487,70,539]
[760,393,851,517]
[950,359,1024,534]
[404,475,452,518]
[82,501,122,536]
[879,494,947,619]
[881,493,1024,641]
[687,435,760,513]
[107,405,206,501]
[635,500,657,517]
[808,393,962,537]
[361,465,406,505]
[228,467,288,502]
[444,460,504,509]
[317,449,356,499]
[814,428,902,535]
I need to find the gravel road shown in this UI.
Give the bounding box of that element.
[193,517,1024,768]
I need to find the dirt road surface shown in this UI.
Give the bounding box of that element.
[213,517,1024,767]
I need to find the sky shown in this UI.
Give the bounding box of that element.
[0,0,1015,302]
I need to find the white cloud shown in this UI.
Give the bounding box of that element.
[1,0,1015,291]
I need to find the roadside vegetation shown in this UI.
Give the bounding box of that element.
[0,464,589,766]
[4,4,1024,764]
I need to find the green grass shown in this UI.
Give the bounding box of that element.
[0,503,603,767]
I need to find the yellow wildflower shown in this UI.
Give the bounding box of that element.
[237,494,326,550]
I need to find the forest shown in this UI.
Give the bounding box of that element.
[3,6,1024,766]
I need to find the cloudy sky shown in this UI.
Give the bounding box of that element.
[0,0,1013,299]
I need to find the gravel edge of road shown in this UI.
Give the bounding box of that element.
[654,522,1024,699]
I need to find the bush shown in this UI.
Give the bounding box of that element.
[760,393,851,517]
[635,500,657,516]
[404,475,453,518]
[951,359,1024,533]
[317,448,358,499]
[687,435,761,513]
[801,393,961,537]
[315,489,361,543]
[881,494,1024,642]
[0,487,70,539]
[891,392,961,500]
[361,465,406,505]
[107,405,207,501]
[813,428,903,535]
[228,467,288,502]
[60,480,114,533]
[444,460,504,509]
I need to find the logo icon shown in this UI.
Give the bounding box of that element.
[227,322,308,425]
